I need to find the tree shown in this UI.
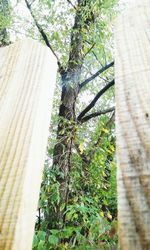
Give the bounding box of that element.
[11,0,118,248]
[0,0,10,46]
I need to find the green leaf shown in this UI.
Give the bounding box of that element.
[48,235,59,245]
[63,227,74,238]
[32,235,38,248]
[50,229,59,235]
[38,240,45,250]
[37,231,46,241]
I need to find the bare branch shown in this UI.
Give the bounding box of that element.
[77,79,115,121]
[24,0,62,71]
[79,106,115,123]
[66,0,77,10]
[79,61,114,89]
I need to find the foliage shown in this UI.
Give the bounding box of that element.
[0,0,11,45]
[34,116,117,249]
[10,0,118,249]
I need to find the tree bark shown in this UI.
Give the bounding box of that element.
[49,0,95,228]
[115,0,150,249]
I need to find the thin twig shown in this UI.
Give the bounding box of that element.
[66,0,77,10]
[83,43,96,59]
[92,51,103,67]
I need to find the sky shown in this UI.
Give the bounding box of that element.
[9,0,130,120]
[10,0,130,39]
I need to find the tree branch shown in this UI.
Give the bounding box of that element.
[79,61,114,89]
[77,79,115,121]
[66,0,77,10]
[79,106,115,123]
[92,51,103,67]
[67,0,96,72]
[24,0,62,71]
[83,43,96,59]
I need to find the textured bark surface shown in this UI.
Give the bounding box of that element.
[0,39,57,250]
[50,0,95,227]
[115,0,150,249]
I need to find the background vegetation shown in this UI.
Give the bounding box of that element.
[1,0,118,249]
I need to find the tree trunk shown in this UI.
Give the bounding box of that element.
[48,0,95,228]
[115,0,150,249]
[52,72,79,226]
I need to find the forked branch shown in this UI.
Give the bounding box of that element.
[79,106,115,123]
[77,79,115,121]
[79,61,114,89]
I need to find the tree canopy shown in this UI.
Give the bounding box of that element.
[1,0,118,249]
